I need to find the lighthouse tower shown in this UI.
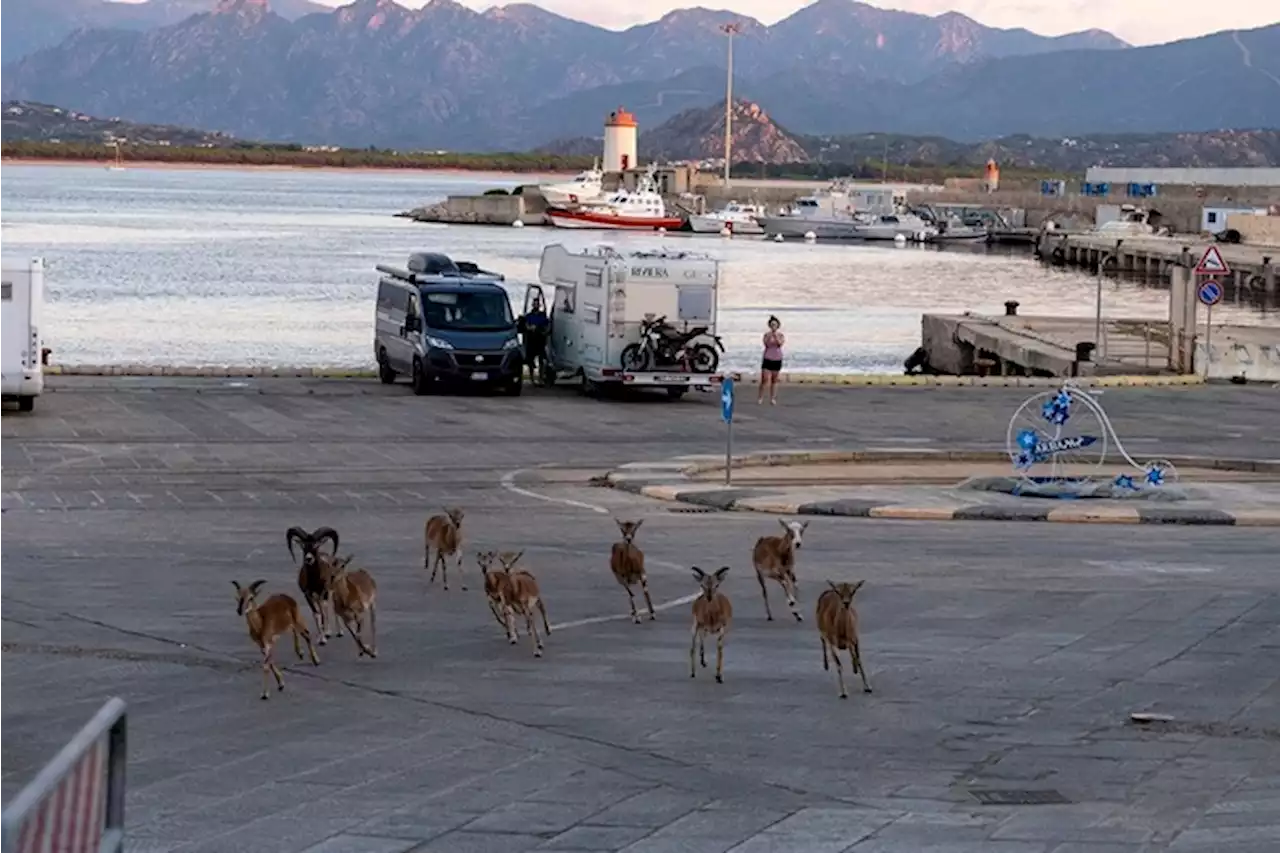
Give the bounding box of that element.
[602,107,638,174]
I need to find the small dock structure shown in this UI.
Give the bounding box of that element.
[1038,232,1278,296]
[920,313,1180,377]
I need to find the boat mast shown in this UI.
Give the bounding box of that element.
[721,21,739,188]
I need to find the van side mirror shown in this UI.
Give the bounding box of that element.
[404,314,419,332]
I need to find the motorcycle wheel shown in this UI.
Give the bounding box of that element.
[689,343,719,373]
[620,343,651,372]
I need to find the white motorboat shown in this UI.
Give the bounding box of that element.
[922,217,990,243]
[853,212,938,241]
[1093,204,1162,237]
[538,159,604,206]
[688,201,766,235]
[755,182,866,239]
[545,167,684,231]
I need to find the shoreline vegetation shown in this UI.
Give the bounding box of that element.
[2,140,1064,184]
[1,141,595,173]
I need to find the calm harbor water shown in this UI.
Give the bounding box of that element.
[2,163,1272,373]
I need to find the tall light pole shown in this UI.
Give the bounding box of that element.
[721,21,740,187]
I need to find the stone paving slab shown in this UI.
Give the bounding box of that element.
[3,378,1279,853]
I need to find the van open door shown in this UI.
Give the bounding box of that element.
[523,284,547,317]
[522,284,555,385]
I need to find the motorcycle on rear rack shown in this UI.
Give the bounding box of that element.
[619,315,724,374]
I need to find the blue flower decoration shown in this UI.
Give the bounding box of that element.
[1040,391,1073,426]
[1114,474,1136,490]
[1017,429,1039,451]
[1145,466,1165,487]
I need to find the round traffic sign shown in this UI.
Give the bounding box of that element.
[1197,280,1223,307]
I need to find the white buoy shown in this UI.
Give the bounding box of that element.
[803,231,817,242]
[720,225,732,237]
[773,233,784,243]
[658,227,667,235]
[893,233,907,246]
[512,219,525,228]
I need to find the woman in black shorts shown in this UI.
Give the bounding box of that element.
[758,315,785,405]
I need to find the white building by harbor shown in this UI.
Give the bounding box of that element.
[1201,204,1269,233]
[1084,167,1280,188]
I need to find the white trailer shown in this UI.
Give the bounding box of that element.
[2,258,45,412]
[528,243,724,398]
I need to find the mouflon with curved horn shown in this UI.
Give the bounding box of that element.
[287,526,341,644]
[286,526,340,563]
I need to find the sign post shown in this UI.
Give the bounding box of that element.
[1196,279,1223,379]
[720,376,735,486]
[1192,247,1230,380]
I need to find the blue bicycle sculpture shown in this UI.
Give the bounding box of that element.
[1005,381,1177,492]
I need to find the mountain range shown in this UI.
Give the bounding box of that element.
[1,0,327,61]
[2,0,1278,151]
[11,97,1277,176]
[539,100,1280,171]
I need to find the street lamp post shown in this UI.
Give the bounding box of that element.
[720,22,740,187]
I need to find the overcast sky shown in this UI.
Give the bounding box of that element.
[303,0,1276,46]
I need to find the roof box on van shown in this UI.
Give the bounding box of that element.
[407,252,460,276]
[379,252,506,285]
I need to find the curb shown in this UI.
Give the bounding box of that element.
[608,479,1277,526]
[44,365,379,379]
[604,449,1280,527]
[40,365,1205,388]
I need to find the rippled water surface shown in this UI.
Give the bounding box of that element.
[2,164,1272,372]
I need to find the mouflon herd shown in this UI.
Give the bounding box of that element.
[232,513,870,701]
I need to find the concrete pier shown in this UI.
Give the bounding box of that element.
[920,312,1280,379]
[405,191,549,226]
[1038,232,1279,296]
[921,313,1177,377]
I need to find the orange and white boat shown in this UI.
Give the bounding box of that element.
[546,168,683,231]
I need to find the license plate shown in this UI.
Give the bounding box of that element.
[470,371,488,381]
[655,375,689,383]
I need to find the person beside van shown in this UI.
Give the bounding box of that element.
[519,294,550,383]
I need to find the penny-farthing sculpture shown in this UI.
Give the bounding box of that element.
[1005,382,1177,492]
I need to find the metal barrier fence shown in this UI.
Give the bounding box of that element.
[1,698,127,853]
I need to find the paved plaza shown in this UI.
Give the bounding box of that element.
[3,378,1279,853]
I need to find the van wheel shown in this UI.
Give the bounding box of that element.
[412,358,430,396]
[504,376,523,397]
[377,350,396,385]
[17,396,35,412]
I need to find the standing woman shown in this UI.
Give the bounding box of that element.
[758,315,785,405]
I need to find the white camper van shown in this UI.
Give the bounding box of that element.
[527,244,725,399]
[2,258,45,412]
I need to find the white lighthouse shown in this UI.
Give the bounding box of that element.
[602,107,638,174]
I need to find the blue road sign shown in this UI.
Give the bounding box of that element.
[721,376,735,423]
[1197,279,1223,307]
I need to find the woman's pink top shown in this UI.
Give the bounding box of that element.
[762,331,785,361]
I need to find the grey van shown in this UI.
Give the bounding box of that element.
[373,253,524,396]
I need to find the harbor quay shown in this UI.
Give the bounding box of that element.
[1038,232,1279,296]
[4,376,1280,852]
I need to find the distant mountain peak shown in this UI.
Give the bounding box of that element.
[639,98,810,163]
[214,0,270,14]
[334,0,409,29]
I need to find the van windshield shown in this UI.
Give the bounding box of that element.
[421,290,514,332]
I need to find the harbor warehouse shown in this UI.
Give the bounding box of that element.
[1084,167,1280,189]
